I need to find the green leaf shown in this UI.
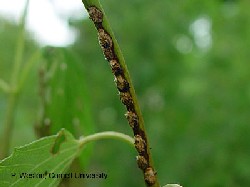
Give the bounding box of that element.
[0,129,80,187]
[0,129,134,187]
[40,47,94,137]
[38,47,95,167]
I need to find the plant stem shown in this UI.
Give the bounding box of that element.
[81,1,160,186]
[1,93,17,159]
[18,49,41,91]
[1,0,29,159]
[11,0,29,87]
[79,131,134,147]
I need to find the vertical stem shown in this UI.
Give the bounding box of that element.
[0,0,29,159]
[1,93,18,158]
[11,0,29,86]
[81,1,160,186]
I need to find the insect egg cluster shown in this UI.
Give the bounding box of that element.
[98,29,114,60]
[136,155,148,170]
[88,6,103,23]
[144,167,157,186]
[87,6,157,186]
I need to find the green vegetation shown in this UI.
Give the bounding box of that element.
[1,0,250,187]
[0,129,133,186]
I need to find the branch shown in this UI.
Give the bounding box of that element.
[81,1,160,186]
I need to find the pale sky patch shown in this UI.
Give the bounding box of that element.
[0,0,87,46]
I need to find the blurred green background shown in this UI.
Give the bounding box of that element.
[1,0,250,186]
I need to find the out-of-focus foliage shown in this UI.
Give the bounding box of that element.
[40,47,94,137]
[1,0,250,187]
[37,47,95,169]
[0,16,39,147]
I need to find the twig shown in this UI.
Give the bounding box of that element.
[79,131,134,147]
[81,1,160,186]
